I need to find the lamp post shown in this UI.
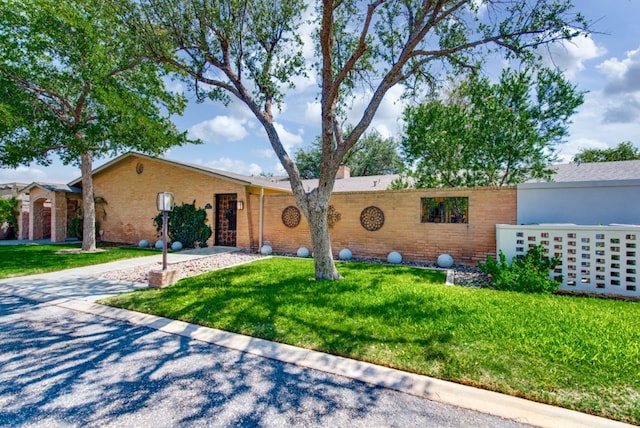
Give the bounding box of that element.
[156,192,175,271]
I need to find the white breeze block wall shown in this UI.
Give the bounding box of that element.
[496,224,639,299]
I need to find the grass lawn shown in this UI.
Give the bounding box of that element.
[0,243,154,278]
[101,257,640,424]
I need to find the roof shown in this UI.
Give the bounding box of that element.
[300,174,400,192]
[68,152,289,192]
[530,160,640,183]
[20,182,82,194]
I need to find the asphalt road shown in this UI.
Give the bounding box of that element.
[0,292,530,427]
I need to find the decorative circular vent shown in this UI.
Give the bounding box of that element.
[135,162,144,174]
[327,205,341,228]
[360,206,385,231]
[282,205,301,228]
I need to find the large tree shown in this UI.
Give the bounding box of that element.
[401,67,583,187]
[573,141,640,163]
[118,0,588,279]
[0,0,192,251]
[295,130,401,179]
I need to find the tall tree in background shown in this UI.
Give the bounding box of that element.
[0,0,192,251]
[573,142,640,163]
[401,68,583,188]
[295,130,401,179]
[118,0,588,279]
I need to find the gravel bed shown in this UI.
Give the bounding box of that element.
[98,252,265,284]
[98,250,491,288]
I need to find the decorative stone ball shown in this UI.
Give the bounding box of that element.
[260,245,273,255]
[138,239,150,248]
[437,253,454,268]
[339,248,352,260]
[387,251,402,264]
[155,240,164,249]
[297,247,310,258]
[171,241,183,251]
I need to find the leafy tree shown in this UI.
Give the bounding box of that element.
[573,142,640,163]
[401,67,584,188]
[117,0,588,279]
[0,197,19,238]
[0,0,193,251]
[295,130,401,179]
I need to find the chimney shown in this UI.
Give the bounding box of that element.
[336,164,350,179]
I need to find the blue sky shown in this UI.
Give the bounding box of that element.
[2,0,640,184]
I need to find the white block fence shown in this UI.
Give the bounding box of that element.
[496,224,639,299]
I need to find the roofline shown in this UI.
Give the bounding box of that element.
[19,182,82,194]
[519,178,640,190]
[67,152,289,192]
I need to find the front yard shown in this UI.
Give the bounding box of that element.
[101,257,640,425]
[0,243,153,278]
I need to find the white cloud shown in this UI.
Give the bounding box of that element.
[346,85,407,139]
[188,115,249,143]
[304,101,321,126]
[268,122,305,154]
[254,148,276,159]
[204,157,262,176]
[555,138,609,164]
[0,164,78,184]
[598,46,640,94]
[540,35,606,79]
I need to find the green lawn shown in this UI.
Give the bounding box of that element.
[104,257,640,424]
[0,243,154,278]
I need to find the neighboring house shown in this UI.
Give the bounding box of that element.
[518,160,640,225]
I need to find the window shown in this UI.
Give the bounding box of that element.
[421,197,468,223]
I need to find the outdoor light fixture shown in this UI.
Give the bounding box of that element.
[156,192,175,212]
[156,192,175,271]
[237,200,244,210]
[204,203,213,210]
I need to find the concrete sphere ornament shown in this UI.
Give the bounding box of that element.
[437,254,454,268]
[297,247,310,258]
[171,241,183,251]
[155,240,164,249]
[138,239,149,248]
[387,251,402,264]
[260,245,273,255]
[339,248,352,260]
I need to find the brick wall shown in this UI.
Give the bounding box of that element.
[92,155,251,247]
[257,186,516,265]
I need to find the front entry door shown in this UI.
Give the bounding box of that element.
[215,194,237,246]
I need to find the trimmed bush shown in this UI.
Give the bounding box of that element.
[153,201,212,249]
[478,245,561,293]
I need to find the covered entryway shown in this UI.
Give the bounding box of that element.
[215,194,237,246]
[20,183,82,242]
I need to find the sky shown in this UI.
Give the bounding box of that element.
[2,0,640,185]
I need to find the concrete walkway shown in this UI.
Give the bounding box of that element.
[0,245,633,427]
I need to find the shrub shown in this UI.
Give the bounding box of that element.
[68,217,83,239]
[478,245,561,293]
[153,201,212,249]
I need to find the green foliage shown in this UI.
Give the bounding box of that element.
[479,245,561,293]
[295,130,402,179]
[68,217,83,239]
[153,201,212,249]
[400,68,584,188]
[0,197,19,227]
[573,141,640,163]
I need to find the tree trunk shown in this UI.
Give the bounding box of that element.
[80,152,97,251]
[296,189,342,280]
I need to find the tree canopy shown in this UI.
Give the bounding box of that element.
[295,130,401,179]
[0,0,193,250]
[114,0,589,279]
[400,67,584,188]
[573,142,640,163]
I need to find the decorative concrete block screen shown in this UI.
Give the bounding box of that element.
[496,224,639,298]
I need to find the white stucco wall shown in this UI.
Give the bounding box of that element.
[517,179,640,225]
